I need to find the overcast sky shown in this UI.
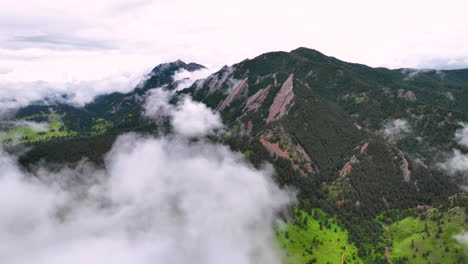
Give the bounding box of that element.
[0,0,467,86]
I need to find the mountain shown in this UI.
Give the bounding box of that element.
[2,48,467,263]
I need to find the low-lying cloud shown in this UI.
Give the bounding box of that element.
[438,149,468,175]
[144,81,223,138]
[455,122,468,148]
[0,71,148,111]
[454,231,468,246]
[381,119,412,141]
[4,120,49,132]
[438,122,468,190]
[0,88,292,263]
[173,68,214,91]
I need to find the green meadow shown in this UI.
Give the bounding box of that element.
[276,208,363,264]
[388,208,467,264]
[1,121,77,145]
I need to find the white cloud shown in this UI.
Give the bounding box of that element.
[437,122,468,190]
[7,120,49,132]
[144,87,223,137]
[455,122,468,147]
[0,68,150,110]
[0,0,467,112]
[438,149,468,175]
[0,96,292,263]
[454,230,468,246]
[1,0,468,86]
[173,68,214,91]
[172,97,223,137]
[382,119,412,140]
[143,88,173,119]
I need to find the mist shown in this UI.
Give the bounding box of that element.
[438,122,468,190]
[0,88,293,264]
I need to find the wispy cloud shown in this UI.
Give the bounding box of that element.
[9,35,115,51]
[381,119,412,142]
[437,122,468,190]
[455,122,468,147]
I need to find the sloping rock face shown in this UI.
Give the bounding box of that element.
[243,85,271,112]
[206,66,235,95]
[216,78,249,111]
[267,74,294,122]
[398,150,411,182]
[397,89,417,102]
[340,155,360,177]
[360,142,369,153]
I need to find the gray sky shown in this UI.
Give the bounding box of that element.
[0,0,467,104]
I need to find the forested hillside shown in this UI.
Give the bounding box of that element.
[1,48,467,263]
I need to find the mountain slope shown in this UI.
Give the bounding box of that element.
[2,48,468,262]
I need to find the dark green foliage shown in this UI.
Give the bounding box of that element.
[4,50,468,262]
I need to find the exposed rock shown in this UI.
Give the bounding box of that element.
[207,75,219,94]
[360,142,369,153]
[398,150,411,182]
[216,78,249,111]
[267,74,295,122]
[397,89,417,102]
[243,85,271,112]
[340,155,359,177]
[254,73,276,85]
[296,143,312,162]
[206,66,235,95]
[260,138,289,159]
[305,70,317,79]
[415,158,428,169]
[382,87,392,95]
[246,120,253,135]
[260,125,315,175]
[354,123,362,130]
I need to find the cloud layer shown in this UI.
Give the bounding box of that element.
[1,0,468,99]
[0,88,292,264]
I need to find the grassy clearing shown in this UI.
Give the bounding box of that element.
[389,208,467,264]
[90,118,113,135]
[1,120,77,145]
[276,208,363,264]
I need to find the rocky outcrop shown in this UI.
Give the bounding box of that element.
[243,85,271,112]
[267,74,295,122]
[216,78,249,111]
[398,150,411,182]
[259,138,289,159]
[206,66,235,95]
[397,89,417,102]
[360,142,369,153]
[340,155,359,177]
[260,125,315,175]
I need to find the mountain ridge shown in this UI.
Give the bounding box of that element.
[2,47,467,263]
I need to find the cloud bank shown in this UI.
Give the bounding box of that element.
[0,88,292,264]
[0,69,149,110]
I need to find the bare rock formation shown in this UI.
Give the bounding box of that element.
[267,74,294,122]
